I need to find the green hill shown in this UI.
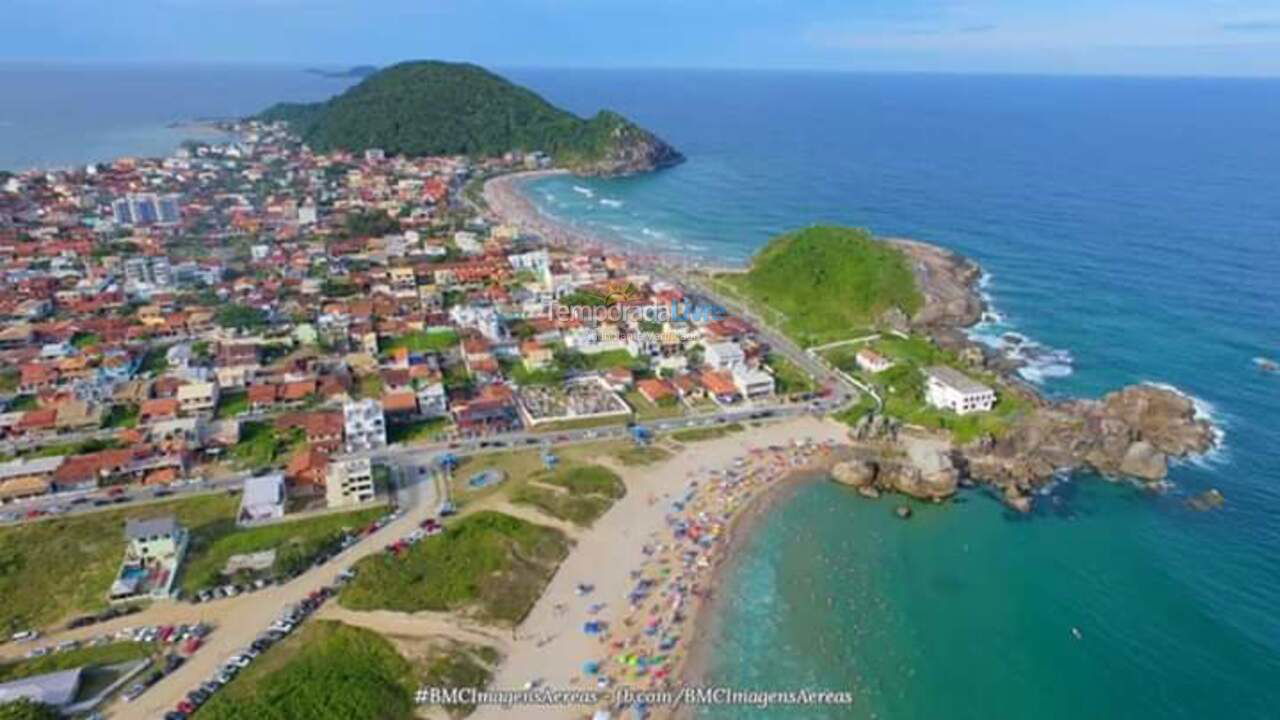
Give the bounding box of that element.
[719,225,922,344]
[258,61,683,175]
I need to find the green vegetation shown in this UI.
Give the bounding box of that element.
[216,304,268,331]
[671,423,745,443]
[339,511,568,624]
[387,417,450,444]
[101,403,139,429]
[0,495,237,632]
[765,353,816,394]
[70,331,102,349]
[354,373,384,400]
[258,61,680,172]
[625,390,683,421]
[0,369,18,394]
[181,506,386,593]
[194,621,417,720]
[0,700,60,720]
[7,437,123,462]
[613,445,672,466]
[512,465,624,527]
[420,644,496,719]
[831,334,1032,443]
[138,346,170,376]
[343,210,401,238]
[215,390,249,419]
[6,395,37,412]
[718,226,922,346]
[380,329,458,354]
[0,641,152,683]
[230,422,303,470]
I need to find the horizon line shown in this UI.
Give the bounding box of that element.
[1,58,1280,82]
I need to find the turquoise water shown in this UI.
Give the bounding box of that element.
[2,66,1278,717]
[501,70,1280,717]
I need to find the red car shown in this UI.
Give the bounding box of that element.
[177,700,195,714]
[182,636,202,654]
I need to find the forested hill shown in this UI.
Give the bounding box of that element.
[257,61,683,176]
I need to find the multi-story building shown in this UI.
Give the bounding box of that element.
[326,456,376,508]
[924,366,996,415]
[342,398,386,452]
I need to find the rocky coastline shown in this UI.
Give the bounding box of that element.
[485,172,1219,512]
[834,239,1220,511]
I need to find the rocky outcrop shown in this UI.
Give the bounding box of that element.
[890,238,987,329]
[832,441,958,502]
[569,112,685,177]
[959,384,1217,505]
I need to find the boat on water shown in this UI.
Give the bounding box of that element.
[1254,357,1279,373]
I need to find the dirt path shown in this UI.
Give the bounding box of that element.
[318,606,510,650]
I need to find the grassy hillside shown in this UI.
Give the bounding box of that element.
[194,622,417,720]
[0,495,238,633]
[259,61,682,173]
[338,511,568,624]
[719,225,922,345]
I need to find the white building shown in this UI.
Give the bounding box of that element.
[856,348,895,374]
[732,366,776,399]
[417,382,449,418]
[704,341,746,371]
[924,366,996,415]
[343,398,387,452]
[238,473,286,525]
[449,305,506,343]
[327,456,376,508]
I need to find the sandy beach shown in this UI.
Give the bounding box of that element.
[483,171,738,273]
[473,417,849,720]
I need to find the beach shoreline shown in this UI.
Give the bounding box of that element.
[483,170,748,272]
[670,473,820,719]
[471,418,851,720]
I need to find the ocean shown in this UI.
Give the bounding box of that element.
[4,66,1279,717]
[0,63,357,171]
[501,69,1280,718]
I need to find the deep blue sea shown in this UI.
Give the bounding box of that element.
[504,69,1280,718]
[3,66,1278,718]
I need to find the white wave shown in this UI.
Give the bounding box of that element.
[965,272,1073,384]
[572,185,595,198]
[599,198,623,208]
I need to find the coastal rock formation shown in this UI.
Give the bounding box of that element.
[831,459,878,488]
[959,384,1217,501]
[257,61,683,177]
[891,238,987,329]
[832,444,959,502]
[568,112,685,177]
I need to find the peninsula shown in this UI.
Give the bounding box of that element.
[259,60,684,176]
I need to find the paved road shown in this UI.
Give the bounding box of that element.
[118,457,439,720]
[1,395,839,528]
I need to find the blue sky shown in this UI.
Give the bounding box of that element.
[5,0,1280,76]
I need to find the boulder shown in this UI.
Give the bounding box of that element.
[1119,441,1167,482]
[1187,488,1225,511]
[831,460,877,488]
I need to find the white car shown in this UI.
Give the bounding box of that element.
[10,630,39,643]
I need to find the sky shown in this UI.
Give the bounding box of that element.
[5,0,1280,77]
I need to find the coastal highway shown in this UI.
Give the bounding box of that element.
[0,395,840,527]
